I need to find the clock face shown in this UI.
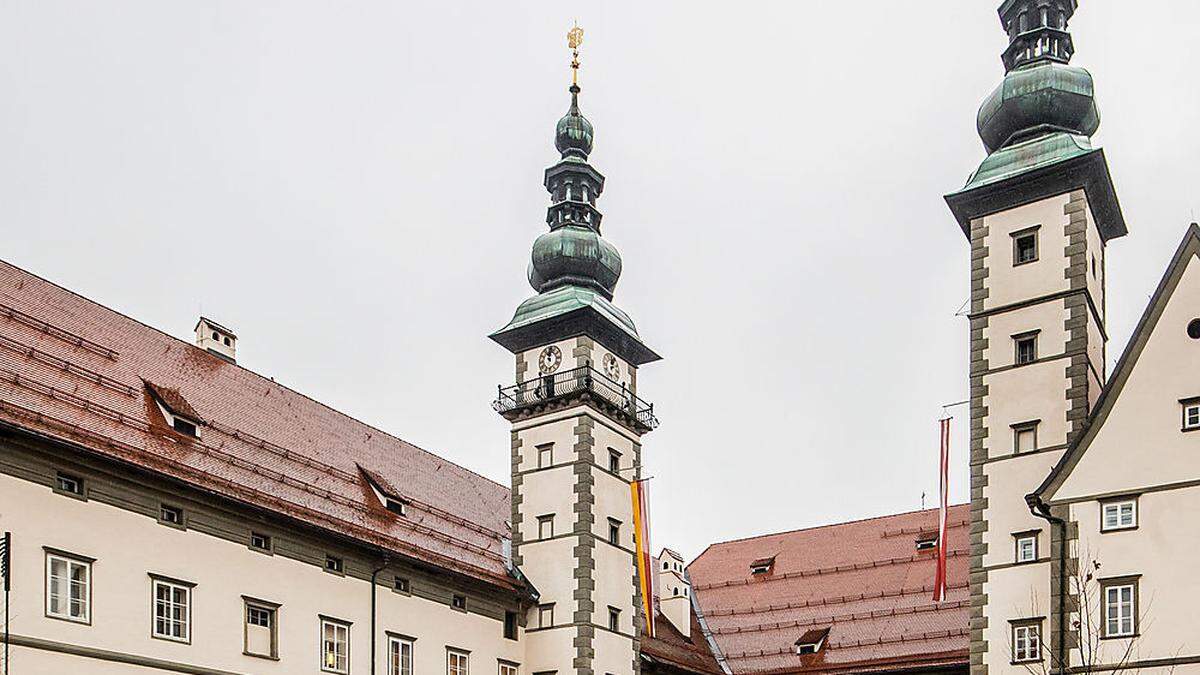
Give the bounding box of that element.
[603,353,620,380]
[538,346,563,375]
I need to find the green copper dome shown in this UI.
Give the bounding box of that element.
[977,61,1098,153]
[528,225,621,298]
[555,85,593,159]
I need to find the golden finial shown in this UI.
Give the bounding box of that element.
[567,24,584,86]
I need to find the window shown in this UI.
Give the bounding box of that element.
[1101,499,1137,532]
[394,576,411,594]
[537,515,554,540]
[537,444,553,469]
[608,518,621,546]
[608,606,620,632]
[914,534,938,551]
[1012,621,1041,663]
[504,611,518,640]
[326,555,344,574]
[1013,228,1039,265]
[538,603,554,628]
[55,472,84,497]
[172,417,198,437]
[45,551,91,623]
[322,617,351,673]
[159,504,184,527]
[250,531,272,552]
[385,497,407,517]
[1182,399,1200,431]
[1101,578,1138,638]
[243,598,279,659]
[152,577,192,642]
[452,594,467,611]
[749,556,776,575]
[608,449,621,474]
[389,636,414,675]
[499,661,520,675]
[663,561,669,570]
[448,649,470,675]
[1013,421,1038,453]
[1014,333,1038,365]
[1015,533,1038,563]
[794,627,829,655]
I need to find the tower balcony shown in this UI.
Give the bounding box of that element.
[493,365,658,432]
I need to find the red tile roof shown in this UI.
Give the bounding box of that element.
[0,260,518,591]
[688,506,970,675]
[642,608,725,674]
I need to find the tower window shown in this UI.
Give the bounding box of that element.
[608,607,620,632]
[1012,421,1039,453]
[537,444,553,469]
[538,515,554,540]
[1012,228,1039,265]
[608,518,621,546]
[1189,319,1200,340]
[1183,399,1200,430]
[608,449,621,474]
[1101,577,1139,638]
[1012,620,1041,663]
[538,603,554,628]
[1014,332,1039,365]
[1014,531,1038,563]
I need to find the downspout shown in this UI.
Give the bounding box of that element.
[1027,494,1066,675]
[371,556,390,675]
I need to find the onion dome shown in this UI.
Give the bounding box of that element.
[977,0,1098,153]
[528,225,622,298]
[555,85,594,159]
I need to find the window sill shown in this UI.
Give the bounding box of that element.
[151,634,192,645]
[1011,659,1042,666]
[1100,525,1138,534]
[52,487,88,502]
[45,612,91,626]
[1013,258,1039,267]
[1100,632,1139,641]
[243,650,280,661]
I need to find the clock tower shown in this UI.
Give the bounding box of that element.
[491,29,661,675]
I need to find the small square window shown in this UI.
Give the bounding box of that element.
[537,515,554,540]
[1013,229,1039,265]
[608,449,622,474]
[250,531,272,552]
[325,555,344,574]
[607,606,620,632]
[538,604,554,628]
[537,444,553,469]
[1101,499,1137,531]
[1013,421,1038,454]
[608,518,621,546]
[504,611,518,640]
[394,576,411,594]
[1012,621,1041,663]
[452,594,467,611]
[1014,334,1038,365]
[1182,401,1200,431]
[55,472,83,497]
[159,504,184,527]
[1015,533,1037,563]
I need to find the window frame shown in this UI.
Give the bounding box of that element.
[44,548,94,625]
[503,610,518,640]
[393,575,412,595]
[447,648,470,675]
[1181,397,1200,432]
[536,443,554,469]
[1013,531,1039,564]
[1010,619,1043,664]
[242,595,280,660]
[451,594,468,612]
[538,603,555,629]
[54,471,86,500]
[1012,420,1040,454]
[537,515,554,541]
[1013,331,1039,366]
[607,606,621,633]
[607,518,621,546]
[498,660,520,675]
[249,531,273,554]
[325,554,345,575]
[158,503,185,529]
[1100,497,1138,532]
[150,574,195,644]
[1011,226,1041,266]
[608,449,622,475]
[1100,576,1140,639]
[320,616,352,674]
[388,633,416,675]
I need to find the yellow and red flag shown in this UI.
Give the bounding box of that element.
[631,478,655,638]
[933,417,951,602]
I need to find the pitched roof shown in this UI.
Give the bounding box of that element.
[689,506,970,675]
[0,259,518,590]
[642,606,726,675]
[1033,223,1200,502]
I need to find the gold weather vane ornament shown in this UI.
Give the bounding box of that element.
[567,24,584,86]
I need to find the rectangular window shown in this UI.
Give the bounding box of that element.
[326,555,344,574]
[394,576,411,594]
[1102,579,1138,638]
[159,504,184,527]
[152,577,192,642]
[1013,421,1038,454]
[452,594,467,611]
[537,444,553,469]
[172,417,198,437]
[538,515,554,540]
[448,649,470,675]
[608,606,620,632]
[499,661,520,675]
[504,610,518,640]
[322,618,351,673]
[1015,533,1038,563]
[1012,621,1041,663]
[608,518,621,546]
[244,598,279,659]
[45,552,91,623]
[389,636,414,675]
[1012,228,1039,265]
[608,449,621,474]
[538,603,554,628]
[1101,499,1137,531]
[386,497,407,517]
[55,472,83,497]
[1014,333,1038,365]
[250,531,272,552]
[1182,400,1200,430]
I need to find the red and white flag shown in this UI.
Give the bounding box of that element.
[933,417,951,602]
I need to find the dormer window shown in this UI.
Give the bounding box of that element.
[172,417,198,437]
[359,466,408,519]
[915,533,939,550]
[794,627,830,655]
[145,382,203,439]
[385,497,406,517]
[749,556,776,575]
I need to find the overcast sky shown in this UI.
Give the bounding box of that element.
[2,2,1198,561]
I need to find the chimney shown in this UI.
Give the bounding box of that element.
[657,548,691,637]
[195,317,237,363]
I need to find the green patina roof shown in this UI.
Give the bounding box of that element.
[493,284,640,341]
[957,132,1094,194]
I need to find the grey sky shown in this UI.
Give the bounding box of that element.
[2,1,1198,560]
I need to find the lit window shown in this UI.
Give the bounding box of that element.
[326,555,344,574]
[537,444,553,469]
[152,577,192,642]
[159,504,184,527]
[389,636,414,675]
[608,518,621,546]
[322,618,350,673]
[55,472,83,497]
[1012,621,1041,663]
[244,599,279,659]
[1102,579,1137,637]
[1015,533,1037,563]
[1182,400,1200,430]
[1013,422,1038,453]
[452,594,467,611]
[499,661,520,675]
[538,515,554,540]
[538,603,554,628]
[608,606,620,632]
[1014,333,1038,365]
[1101,499,1137,532]
[608,449,621,474]
[1013,229,1039,265]
[448,649,470,675]
[45,551,91,623]
[250,531,272,552]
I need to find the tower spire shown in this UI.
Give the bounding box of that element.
[998,0,1076,72]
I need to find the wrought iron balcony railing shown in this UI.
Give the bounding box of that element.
[493,365,658,431]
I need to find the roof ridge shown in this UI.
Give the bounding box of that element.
[0,257,508,493]
[696,503,970,551]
